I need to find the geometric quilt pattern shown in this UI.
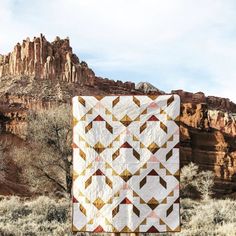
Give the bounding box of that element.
[72,95,180,233]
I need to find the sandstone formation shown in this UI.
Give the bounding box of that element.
[172,89,236,112]
[0,35,236,196]
[0,34,135,92]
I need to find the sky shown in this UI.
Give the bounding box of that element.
[1,0,236,102]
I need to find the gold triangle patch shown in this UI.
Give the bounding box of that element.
[105,162,112,169]
[140,142,145,148]
[161,197,167,204]
[79,135,85,142]
[87,162,92,169]
[94,95,104,101]
[73,171,79,181]
[162,142,167,148]
[167,114,172,120]
[168,135,174,141]
[160,163,165,169]
[80,225,86,231]
[148,95,158,100]
[107,197,113,204]
[140,198,146,204]
[112,114,118,121]
[105,218,111,225]
[141,108,147,115]
[122,226,132,232]
[173,225,181,232]
[72,224,79,232]
[79,204,87,216]
[114,135,120,142]
[105,108,112,115]
[120,114,132,127]
[160,218,166,225]
[141,218,147,225]
[134,115,140,121]
[88,219,93,224]
[133,191,139,197]
[72,117,78,127]
[87,108,93,114]
[80,114,86,121]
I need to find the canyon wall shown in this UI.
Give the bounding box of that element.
[1,35,236,195]
[173,90,236,194]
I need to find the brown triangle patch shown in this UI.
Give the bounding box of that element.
[112,96,120,107]
[78,96,86,106]
[133,96,141,107]
[94,95,104,101]
[94,115,104,121]
[94,141,105,154]
[121,142,132,148]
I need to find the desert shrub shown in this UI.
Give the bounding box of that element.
[0,230,16,236]
[180,198,200,224]
[192,170,214,200]
[181,162,214,200]
[23,233,37,236]
[11,205,32,220]
[1,195,236,235]
[46,205,67,223]
[181,198,236,236]
[0,195,71,236]
[0,196,21,216]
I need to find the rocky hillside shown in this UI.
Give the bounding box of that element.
[0,34,236,195]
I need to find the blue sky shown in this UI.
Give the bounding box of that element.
[1,0,236,102]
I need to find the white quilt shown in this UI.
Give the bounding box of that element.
[72,95,180,233]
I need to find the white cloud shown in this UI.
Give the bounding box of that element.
[0,0,236,102]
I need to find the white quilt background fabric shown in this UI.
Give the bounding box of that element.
[72,95,180,233]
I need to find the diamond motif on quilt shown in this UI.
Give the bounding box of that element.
[93,197,105,210]
[120,114,132,127]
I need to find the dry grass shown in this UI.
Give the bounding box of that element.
[0,196,236,236]
[0,196,71,236]
[178,198,236,236]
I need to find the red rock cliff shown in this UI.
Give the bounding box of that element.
[1,35,236,196]
[0,34,135,91]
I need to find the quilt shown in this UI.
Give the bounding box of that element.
[72,95,180,233]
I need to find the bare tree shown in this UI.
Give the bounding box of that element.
[0,141,6,179]
[180,162,199,198]
[14,104,72,194]
[193,170,214,200]
[181,162,214,200]
[0,139,11,181]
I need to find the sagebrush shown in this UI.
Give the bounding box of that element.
[1,195,236,236]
